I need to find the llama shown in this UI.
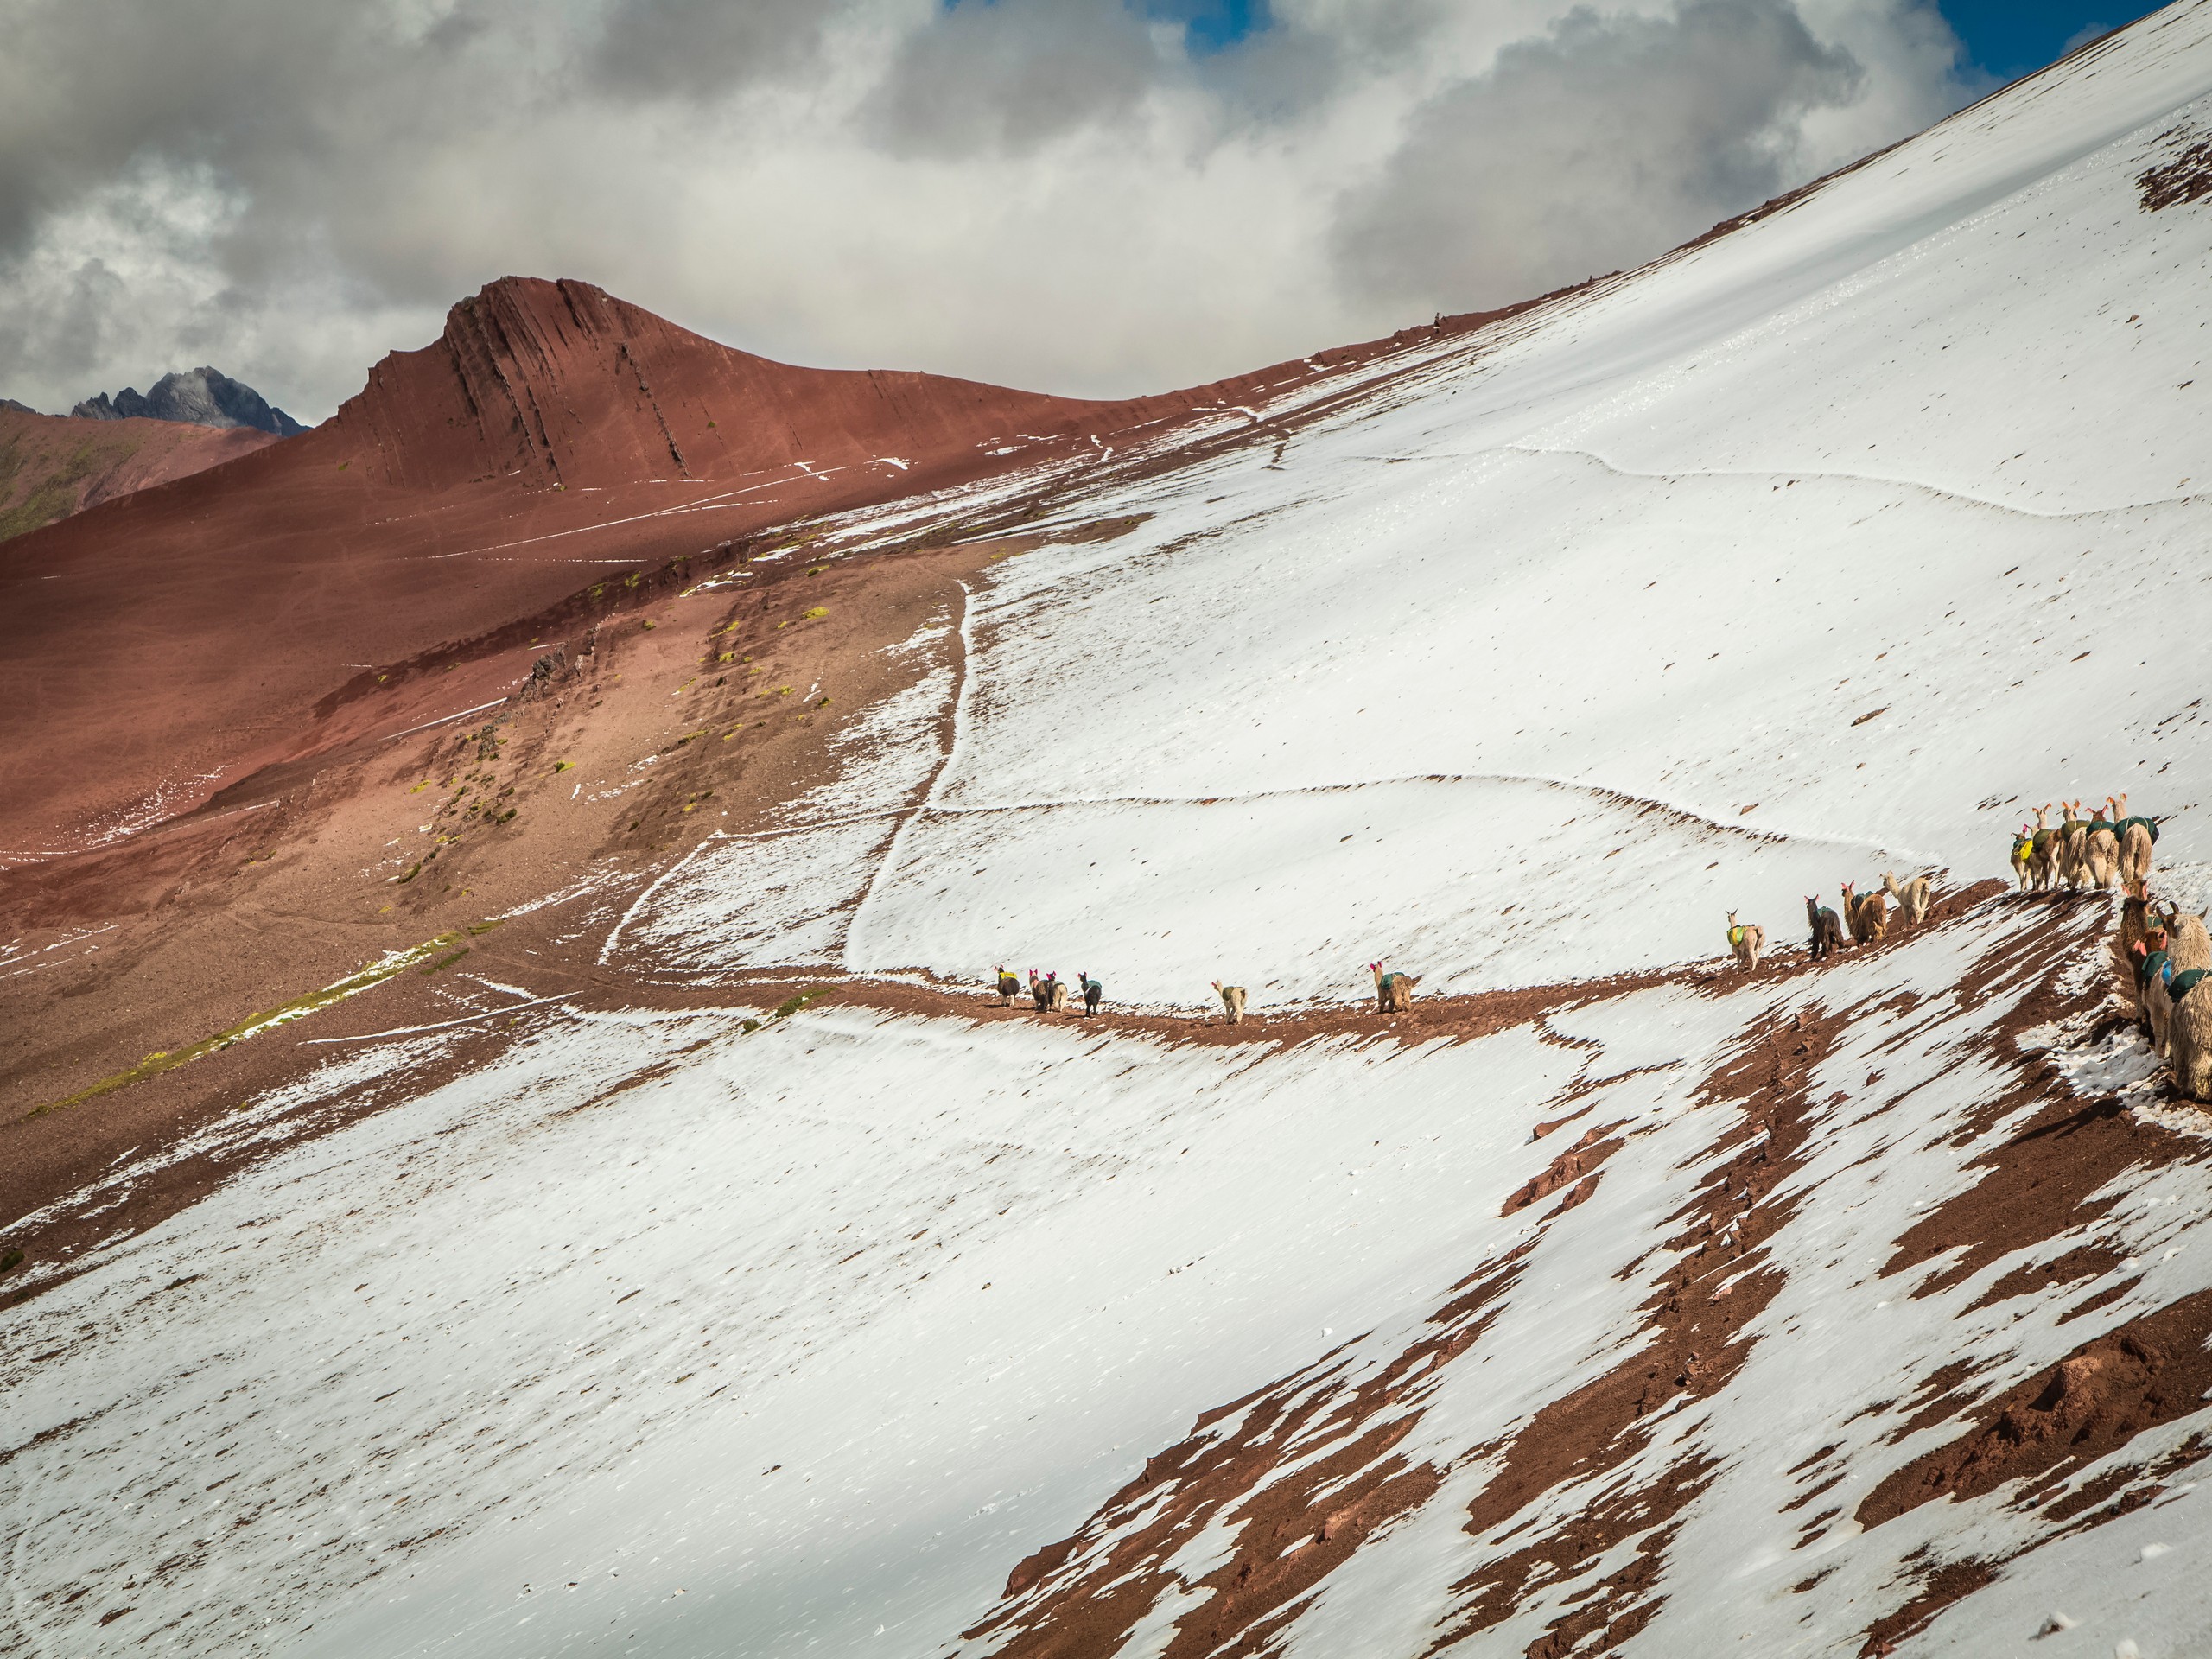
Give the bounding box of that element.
[1081,972,1103,1017]
[1840,881,1888,945]
[2164,904,2212,974]
[2027,804,2060,892]
[2087,819,2120,889]
[2139,938,2176,1056]
[1726,910,1765,972]
[2010,826,2036,892]
[2121,819,2157,893]
[1046,974,1071,1014]
[1371,963,1418,1014]
[1857,886,1891,944]
[1029,969,1050,1012]
[1806,895,1846,960]
[2107,795,2162,893]
[2058,801,2088,888]
[2117,891,2156,1012]
[1212,982,1247,1025]
[2169,969,2212,1102]
[995,966,1020,1006]
[1881,872,1932,928]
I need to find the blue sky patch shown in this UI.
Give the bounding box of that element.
[1937,1,2164,82]
[1143,0,1269,56]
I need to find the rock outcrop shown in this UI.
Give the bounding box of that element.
[73,367,306,436]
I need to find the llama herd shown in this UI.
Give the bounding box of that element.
[990,963,1415,1025]
[1997,790,2205,1102]
[982,795,2202,1106]
[2120,888,2212,1102]
[1724,871,1932,973]
[2011,794,2160,893]
[997,966,1104,1017]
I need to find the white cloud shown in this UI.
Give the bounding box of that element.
[0,0,1971,421]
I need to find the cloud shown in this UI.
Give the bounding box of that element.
[1332,0,1873,313]
[0,0,1971,422]
[863,0,1164,157]
[589,0,835,100]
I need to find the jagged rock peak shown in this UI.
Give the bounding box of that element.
[72,367,306,437]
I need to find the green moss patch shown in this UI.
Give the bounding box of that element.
[24,927,484,1119]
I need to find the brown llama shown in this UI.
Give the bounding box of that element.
[2121,820,2156,893]
[1840,881,1888,945]
[2116,890,2156,1014]
[1807,895,1847,960]
[2087,815,2120,889]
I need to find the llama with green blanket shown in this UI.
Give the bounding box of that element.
[1370,963,1418,1014]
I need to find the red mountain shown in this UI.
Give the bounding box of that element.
[337,277,1100,493]
[0,278,1147,859]
[0,274,1499,868]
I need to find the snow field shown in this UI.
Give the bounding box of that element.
[6,994,1600,1657]
[17,5,2212,1656]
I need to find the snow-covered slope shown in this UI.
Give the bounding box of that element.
[11,6,2212,1657]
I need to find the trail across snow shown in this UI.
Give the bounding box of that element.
[13,6,2212,1656]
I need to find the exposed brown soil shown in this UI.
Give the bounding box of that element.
[944,982,1858,1659]
[1499,1122,1626,1217]
[1808,892,2212,1649]
[0,406,277,543]
[918,887,2209,1659]
[1881,900,2202,1302]
[963,1250,1533,1659]
[1964,1241,2128,1313]
[2139,127,2212,212]
[1425,1002,1840,1656]
[1859,1292,2212,1529]
[1859,1556,1995,1656]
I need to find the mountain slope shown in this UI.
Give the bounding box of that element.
[0,274,1490,868]
[6,6,2212,1659]
[0,405,277,543]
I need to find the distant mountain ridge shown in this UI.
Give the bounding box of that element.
[72,366,306,437]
